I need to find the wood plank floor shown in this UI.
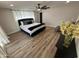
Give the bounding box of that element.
[6,27,60,58]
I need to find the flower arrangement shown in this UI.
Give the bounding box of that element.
[60,21,79,48]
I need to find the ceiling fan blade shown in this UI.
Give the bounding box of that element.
[36,3,50,10]
[41,5,50,9]
[41,6,46,9]
[46,7,50,9]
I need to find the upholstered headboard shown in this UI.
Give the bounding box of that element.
[18,18,34,26]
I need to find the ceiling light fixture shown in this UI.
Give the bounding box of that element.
[37,8,41,11]
[66,1,70,3]
[10,4,14,7]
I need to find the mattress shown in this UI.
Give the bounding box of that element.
[20,23,45,36]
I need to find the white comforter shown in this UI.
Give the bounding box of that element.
[20,23,45,36]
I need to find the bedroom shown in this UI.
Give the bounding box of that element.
[0,1,79,58]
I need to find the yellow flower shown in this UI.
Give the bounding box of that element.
[60,21,79,38]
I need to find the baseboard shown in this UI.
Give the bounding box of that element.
[7,29,20,35]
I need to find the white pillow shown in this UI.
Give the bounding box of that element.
[21,21,24,26]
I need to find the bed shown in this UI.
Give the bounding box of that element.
[18,18,45,36]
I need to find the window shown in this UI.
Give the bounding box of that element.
[13,10,35,20]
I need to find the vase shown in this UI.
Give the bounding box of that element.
[63,36,74,48]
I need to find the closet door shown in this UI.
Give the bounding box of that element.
[0,26,9,58]
[0,35,7,58]
[0,26,10,44]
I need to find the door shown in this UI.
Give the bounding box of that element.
[0,26,10,58]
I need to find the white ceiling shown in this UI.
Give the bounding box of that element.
[0,1,79,10]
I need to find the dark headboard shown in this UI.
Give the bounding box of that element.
[18,18,34,26]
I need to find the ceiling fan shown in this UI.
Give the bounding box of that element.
[36,3,50,11]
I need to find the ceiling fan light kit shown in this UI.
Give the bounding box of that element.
[36,3,50,11]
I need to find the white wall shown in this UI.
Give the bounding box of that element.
[0,9,19,35]
[43,6,79,27]
[0,26,9,57]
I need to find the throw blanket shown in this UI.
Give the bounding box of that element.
[28,23,44,31]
